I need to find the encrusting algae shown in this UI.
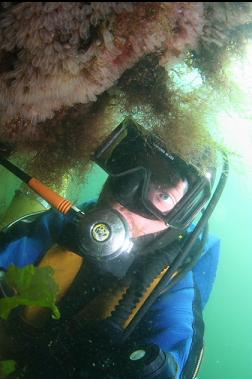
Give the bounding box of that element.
[0,2,251,186]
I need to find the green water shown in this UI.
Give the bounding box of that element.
[199,166,252,379]
[0,163,251,378]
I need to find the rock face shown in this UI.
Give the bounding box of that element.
[0,3,204,127]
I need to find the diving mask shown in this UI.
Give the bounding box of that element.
[93,117,213,230]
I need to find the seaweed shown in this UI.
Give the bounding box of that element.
[0,264,60,320]
[0,360,16,378]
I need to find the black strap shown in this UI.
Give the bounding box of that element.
[181,276,205,379]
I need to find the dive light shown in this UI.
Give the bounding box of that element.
[118,343,178,379]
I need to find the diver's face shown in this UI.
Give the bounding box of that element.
[113,178,188,238]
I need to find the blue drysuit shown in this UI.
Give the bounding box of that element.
[0,203,220,378]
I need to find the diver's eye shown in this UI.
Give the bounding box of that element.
[159,193,171,202]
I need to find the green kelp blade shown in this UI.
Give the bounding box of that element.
[0,264,60,320]
[0,360,16,377]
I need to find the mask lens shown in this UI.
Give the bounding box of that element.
[146,179,189,217]
[166,179,211,228]
[94,120,147,175]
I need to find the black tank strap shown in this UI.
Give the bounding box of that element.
[181,278,205,379]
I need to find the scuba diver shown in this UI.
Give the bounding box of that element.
[0,117,228,379]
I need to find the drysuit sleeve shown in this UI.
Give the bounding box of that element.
[134,233,221,378]
[0,209,66,270]
[0,201,94,271]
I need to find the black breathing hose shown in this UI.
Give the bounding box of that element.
[107,155,229,342]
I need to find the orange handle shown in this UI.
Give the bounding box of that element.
[28,177,73,214]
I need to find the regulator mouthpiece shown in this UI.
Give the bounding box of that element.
[75,208,133,261]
